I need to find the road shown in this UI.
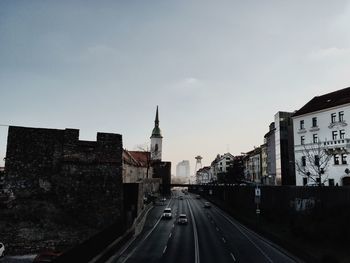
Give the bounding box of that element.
[110,190,300,263]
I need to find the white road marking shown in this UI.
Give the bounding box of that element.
[216,227,219,231]
[119,199,174,263]
[214,207,273,263]
[230,252,236,261]
[163,246,167,254]
[222,237,226,243]
[169,233,172,238]
[186,199,200,263]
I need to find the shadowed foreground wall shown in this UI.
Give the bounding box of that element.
[3,126,124,253]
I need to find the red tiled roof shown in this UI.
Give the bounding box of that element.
[128,151,150,166]
[293,87,350,117]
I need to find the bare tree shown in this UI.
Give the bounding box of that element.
[295,141,344,186]
[136,144,154,179]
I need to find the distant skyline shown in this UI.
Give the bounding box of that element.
[1,1,350,174]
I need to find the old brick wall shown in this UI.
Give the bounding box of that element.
[5,125,123,229]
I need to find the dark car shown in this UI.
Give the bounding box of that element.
[204,202,211,208]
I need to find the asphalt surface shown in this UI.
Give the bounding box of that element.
[111,190,300,263]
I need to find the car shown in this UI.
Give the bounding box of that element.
[161,197,166,202]
[162,208,172,219]
[195,195,201,199]
[178,196,184,200]
[204,202,211,208]
[32,250,62,262]
[177,214,188,225]
[0,242,5,257]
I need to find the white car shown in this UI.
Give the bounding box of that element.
[177,214,188,225]
[162,208,172,219]
[0,242,5,257]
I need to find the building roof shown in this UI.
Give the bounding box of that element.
[123,150,150,167]
[293,87,350,117]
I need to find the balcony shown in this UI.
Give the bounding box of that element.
[309,126,320,132]
[323,139,350,149]
[297,128,307,134]
[328,121,347,129]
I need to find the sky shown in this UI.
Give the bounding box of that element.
[1,0,350,175]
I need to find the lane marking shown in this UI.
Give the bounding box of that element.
[186,199,200,263]
[169,233,172,238]
[163,246,167,254]
[213,207,273,263]
[222,237,226,243]
[230,252,236,262]
[216,227,219,231]
[120,199,174,263]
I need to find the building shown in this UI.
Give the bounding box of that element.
[264,122,276,184]
[210,152,235,180]
[196,166,211,184]
[261,143,269,184]
[150,106,163,161]
[176,160,190,177]
[242,147,262,183]
[122,150,153,183]
[274,111,295,185]
[292,87,350,186]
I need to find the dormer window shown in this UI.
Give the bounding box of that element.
[312,117,317,127]
[300,120,304,129]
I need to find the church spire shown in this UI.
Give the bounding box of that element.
[151,106,163,138]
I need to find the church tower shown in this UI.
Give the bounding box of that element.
[150,106,163,161]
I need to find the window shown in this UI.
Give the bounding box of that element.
[332,131,338,140]
[341,154,347,164]
[339,111,344,122]
[314,155,320,166]
[312,117,317,127]
[328,179,335,186]
[340,130,345,139]
[301,136,305,145]
[334,154,339,165]
[313,134,318,143]
[301,156,306,166]
[300,120,304,129]
[303,177,308,186]
[331,113,336,123]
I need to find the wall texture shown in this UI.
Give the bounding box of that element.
[5,126,124,228]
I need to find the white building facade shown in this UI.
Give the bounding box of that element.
[293,88,350,186]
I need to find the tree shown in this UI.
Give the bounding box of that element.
[135,144,154,179]
[295,141,342,186]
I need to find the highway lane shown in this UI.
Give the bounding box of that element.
[192,196,298,263]
[118,198,178,263]
[161,197,195,263]
[188,196,234,263]
[111,190,299,263]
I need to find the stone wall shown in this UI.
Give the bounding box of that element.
[153,161,171,196]
[3,126,124,253]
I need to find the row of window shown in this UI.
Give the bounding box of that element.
[299,111,344,129]
[300,130,346,144]
[302,177,336,186]
[301,154,347,166]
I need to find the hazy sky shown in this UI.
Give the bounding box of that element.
[1,0,350,174]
